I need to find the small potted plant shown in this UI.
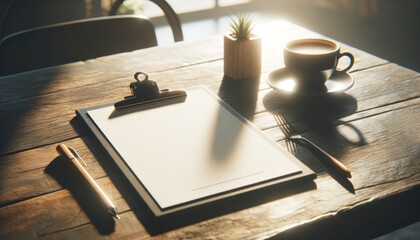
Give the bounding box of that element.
[224,12,261,80]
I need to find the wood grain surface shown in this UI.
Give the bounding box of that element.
[0,20,419,240]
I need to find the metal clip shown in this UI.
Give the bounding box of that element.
[68,147,87,166]
[114,71,187,110]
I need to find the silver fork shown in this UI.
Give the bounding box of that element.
[274,114,352,178]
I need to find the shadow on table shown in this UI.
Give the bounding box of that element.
[217,74,260,119]
[45,156,115,235]
[0,68,62,156]
[209,74,260,162]
[263,90,366,193]
[271,185,420,240]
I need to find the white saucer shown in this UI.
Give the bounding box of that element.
[267,68,354,95]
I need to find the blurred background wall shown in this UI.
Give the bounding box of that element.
[1,0,419,71]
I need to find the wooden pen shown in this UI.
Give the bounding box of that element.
[56,144,120,219]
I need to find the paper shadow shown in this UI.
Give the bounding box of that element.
[45,156,116,235]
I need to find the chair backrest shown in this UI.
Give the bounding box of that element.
[0,15,157,76]
[110,0,183,42]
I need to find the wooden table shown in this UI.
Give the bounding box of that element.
[0,20,419,239]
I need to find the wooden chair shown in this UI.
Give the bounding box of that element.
[0,15,157,76]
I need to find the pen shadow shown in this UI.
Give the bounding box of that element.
[45,156,116,235]
[264,90,365,193]
[293,141,355,194]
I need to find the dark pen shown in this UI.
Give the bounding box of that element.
[56,144,120,219]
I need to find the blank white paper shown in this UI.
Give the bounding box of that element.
[87,86,302,209]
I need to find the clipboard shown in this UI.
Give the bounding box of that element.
[76,73,316,216]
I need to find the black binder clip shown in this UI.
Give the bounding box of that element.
[114,72,187,110]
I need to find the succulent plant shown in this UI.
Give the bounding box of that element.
[229,12,255,41]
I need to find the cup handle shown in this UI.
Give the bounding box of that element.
[335,52,354,73]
